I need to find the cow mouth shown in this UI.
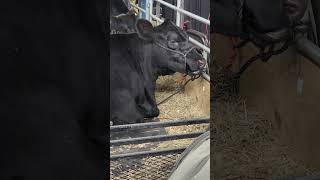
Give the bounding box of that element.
[186,59,206,75]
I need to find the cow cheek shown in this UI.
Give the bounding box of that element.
[172,56,186,72]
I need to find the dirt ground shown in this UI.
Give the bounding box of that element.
[156,73,210,119]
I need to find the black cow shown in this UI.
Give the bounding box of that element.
[110,0,137,34]
[110,11,137,34]
[111,0,130,17]
[110,19,205,125]
[212,0,307,36]
[0,0,107,179]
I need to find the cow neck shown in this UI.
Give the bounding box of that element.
[130,35,158,108]
[122,34,157,90]
[134,37,158,83]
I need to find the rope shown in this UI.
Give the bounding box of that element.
[157,75,201,106]
[232,40,292,78]
[154,42,196,71]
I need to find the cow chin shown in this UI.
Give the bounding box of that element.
[186,60,203,75]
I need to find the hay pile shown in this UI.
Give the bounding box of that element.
[211,97,320,180]
[156,74,209,119]
[155,74,210,148]
[156,74,209,118]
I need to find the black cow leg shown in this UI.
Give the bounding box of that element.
[138,88,160,118]
[111,104,144,124]
[111,90,145,125]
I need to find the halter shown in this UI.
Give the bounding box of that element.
[154,42,198,75]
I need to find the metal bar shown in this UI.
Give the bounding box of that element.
[149,0,153,22]
[176,0,181,26]
[110,117,209,132]
[202,72,210,82]
[110,131,206,146]
[295,37,320,69]
[134,2,210,53]
[154,0,210,25]
[189,37,210,53]
[110,147,186,160]
[156,2,161,17]
[150,14,163,23]
[145,1,150,20]
[150,14,209,52]
[130,2,146,13]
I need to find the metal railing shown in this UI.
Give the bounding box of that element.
[129,0,210,53]
[153,0,210,25]
[111,117,209,131]
[110,117,210,159]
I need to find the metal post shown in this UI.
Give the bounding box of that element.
[156,2,161,17]
[176,0,181,26]
[156,2,161,26]
[154,0,210,25]
[149,0,154,22]
[144,0,148,20]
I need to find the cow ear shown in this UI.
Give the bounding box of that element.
[135,19,154,41]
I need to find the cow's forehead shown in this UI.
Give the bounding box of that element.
[154,21,188,41]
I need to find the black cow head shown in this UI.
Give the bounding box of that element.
[136,19,205,76]
[110,11,137,34]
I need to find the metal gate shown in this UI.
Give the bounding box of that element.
[110,117,210,180]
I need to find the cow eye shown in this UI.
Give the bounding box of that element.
[167,40,179,50]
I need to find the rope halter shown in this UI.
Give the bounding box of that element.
[154,42,201,76]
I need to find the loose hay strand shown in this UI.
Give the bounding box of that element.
[211,97,320,180]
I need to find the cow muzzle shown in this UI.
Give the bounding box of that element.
[187,59,206,76]
[155,42,206,76]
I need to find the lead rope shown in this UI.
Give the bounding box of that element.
[154,42,200,106]
[157,75,200,106]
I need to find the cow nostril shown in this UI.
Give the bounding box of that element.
[197,60,205,68]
